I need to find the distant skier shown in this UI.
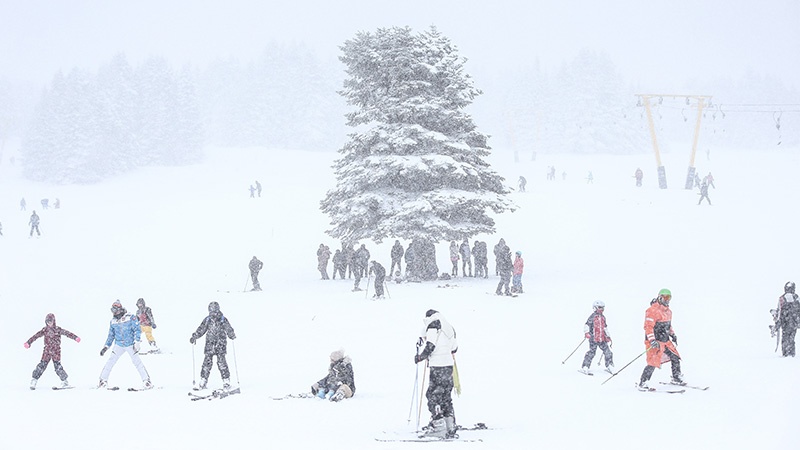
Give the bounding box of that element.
[704,172,715,188]
[449,240,459,277]
[28,210,41,237]
[317,244,331,280]
[493,238,508,276]
[255,180,262,197]
[248,185,256,198]
[776,281,799,357]
[414,310,459,439]
[368,260,386,299]
[190,301,237,390]
[54,198,60,209]
[511,250,524,294]
[332,249,346,280]
[586,171,594,184]
[354,244,370,277]
[496,249,513,296]
[697,181,711,205]
[634,168,643,187]
[0,221,3,236]
[20,197,26,211]
[24,313,80,389]
[135,298,159,353]
[459,238,472,277]
[98,301,153,390]
[40,198,49,209]
[311,349,356,402]
[390,240,404,276]
[638,289,683,389]
[518,176,527,192]
[249,256,263,291]
[580,301,614,374]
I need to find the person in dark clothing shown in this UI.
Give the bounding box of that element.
[580,301,614,374]
[459,238,472,277]
[344,243,356,279]
[776,281,800,357]
[332,249,346,280]
[136,298,158,353]
[405,242,416,279]
[518,176,527,192]
[24,313,80,389]
[369,261,386,298]
[190,301,237,390]
[495,249,513,296]
[355,244,370,277]
[317,244,331,280]
[249,256,263,291]
[29,210,41,237]
[311,349,356,401]
[697,181,711,205]
[390,240,404,276]
[493,238,508,276]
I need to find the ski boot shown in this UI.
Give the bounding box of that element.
[444,416,458,439]
[605,364,615,374]
[97,379,108,389]
[670,374,686,386]
[222,378,231,390]
[198,378,208,390]
[59,379,70,389]
[30,379,38,390]
[142,379,154,390]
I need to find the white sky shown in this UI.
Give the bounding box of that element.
[1,0,798,91]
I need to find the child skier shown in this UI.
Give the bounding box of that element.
[311,349,356,402]
[99,301,153,390]
[135,298,159,353]
[511,250,524,294]
[580,301,614,374]
[190,301,237,390]
[24,313,80,389]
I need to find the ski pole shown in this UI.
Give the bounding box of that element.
[416,361,428,431]
[232,339,241,386]
[601,348,648,385]
[561,337,587,364]
[191,341,196,388]
[243,274,250,293]
[365,272,371,299]
[384,280,391,299]
[597,353,604,367]
[407,358,420,423]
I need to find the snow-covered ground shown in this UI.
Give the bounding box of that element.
[1,144,798,449]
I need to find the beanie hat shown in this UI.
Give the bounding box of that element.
[330,349,345,362]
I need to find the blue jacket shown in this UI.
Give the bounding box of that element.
[105,314,141,347]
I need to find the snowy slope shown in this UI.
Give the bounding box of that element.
[1,144,798,450]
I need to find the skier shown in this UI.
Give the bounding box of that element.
[586,171,594,184]
[518,175,527,192]
[511,250,524,294]
[99,301,153,390]
[368,260,386,299]
[248,185,256,198]
[20,197,26,211]
[638,289,683,389]
[311,349,356,402]
[493,238,508,276]
[496,249,513,296]
[390,240,404,276]
[249,256,263,291]
[190,301,237,390]
[255,180,262,197]
[24,313,80,389]
[776,281,799,357]
[704,172,715,188]
[580,301,614,374]
[459,238,472,277]
[414,310,459,439]
[135,298,158,353]
[29,210,41,237]
[40,198,49,209]
[317,244,331,280]
[634,168,643,187]
[331,249,346,280]
[54,198,60,209]
[449,241,459,277]
[697,180,711,205]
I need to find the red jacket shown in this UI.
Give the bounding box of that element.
[25,313,79,361]
[643,303,679,367]
[513,256,524,275]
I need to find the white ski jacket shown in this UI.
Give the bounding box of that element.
[420,312,458,367]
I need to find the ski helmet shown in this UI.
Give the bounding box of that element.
[592,300,605,310]
[136,297,145,308]
[110,300,125,316]
[208,301,221,313]
[515,251,522,257]
[658,288,672,304]
[786,281,796,294]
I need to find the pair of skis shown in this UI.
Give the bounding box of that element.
[188,387,240,401]
[375,423,490,443]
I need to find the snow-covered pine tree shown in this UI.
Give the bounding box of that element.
[321,26,514,280]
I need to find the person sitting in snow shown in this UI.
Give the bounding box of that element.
[24,313,80,389]
[311,349,356,402]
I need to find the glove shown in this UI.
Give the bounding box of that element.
[311,383,319,395]
[670,333,678,345]
[584,333,590,339]
[100,346,108,356]
[133,341,141,353]
[416,337,424,348]
[152,324,157,329]
[649,340,660,349]
[190,336,196,344]
[316,388,327,399]
[414,354,425,364]
[23,342,30,349]
[75,337,81,343]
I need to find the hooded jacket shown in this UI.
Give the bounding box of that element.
[105,309,141,348]
[192,310,236,355]
[418,311,458,367]
[26,313,79,361]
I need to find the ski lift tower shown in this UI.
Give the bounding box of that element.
[637,94,712,189]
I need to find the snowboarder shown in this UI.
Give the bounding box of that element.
[496,249,513,296]
[518,175,527,192]
[414,310,459,439]
[776,281,799,357]
[29,210,41,237]
[24,313,80,389]
[135,298,158,353]
[368,260,386,299]
[255,180,262,197]
[511,250,524,294]
[249,256,263,291]
[390,240,404,276]
[459,238,472,277]
[634,168,643,187]
[317,244,331,280]
[332,249,346,280]
[449,241,459,277]
[580,301,614,374]
[98,301,153,390]
[311,349,356,402]
[190,301,237,390]
[638,289,683,389]
[697,180,711,205]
